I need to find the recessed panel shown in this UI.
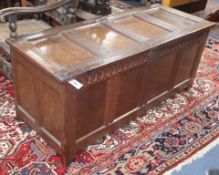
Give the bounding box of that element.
[33,35,93,69]
[148,9,196,28]
[115,64,145,118]
[174,44,198,85]
[77,24,136,52]
[112,17,169,41]
[75,81,107,139]
[17,63,38,120]
[41,84,62,140]
[144,52,176,101]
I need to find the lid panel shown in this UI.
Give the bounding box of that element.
[111,16,170,42]
[147,9,196,28]
[16,33,95,76]
[76,24,136,52]
[33,34,93,67]
[11,5,213,83]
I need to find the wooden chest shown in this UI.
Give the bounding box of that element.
[9,5,214,164]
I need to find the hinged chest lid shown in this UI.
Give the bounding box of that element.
[10,5,214,83]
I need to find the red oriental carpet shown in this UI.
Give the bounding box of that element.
[0,37,218,175]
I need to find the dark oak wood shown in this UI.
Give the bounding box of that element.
[9,5,214,164]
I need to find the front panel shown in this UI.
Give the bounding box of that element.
[73,81,107,139]
[144,52,177,101]
[174,44,199,85]
[115,64,145,118]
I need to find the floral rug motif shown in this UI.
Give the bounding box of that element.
[0,38,218,175]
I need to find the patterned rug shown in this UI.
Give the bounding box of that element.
[0,37,218,175]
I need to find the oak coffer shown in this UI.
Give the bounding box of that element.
[9,5,214,164]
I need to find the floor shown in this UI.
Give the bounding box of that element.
[168,138,219,175]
